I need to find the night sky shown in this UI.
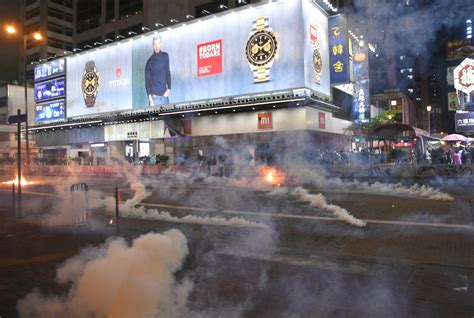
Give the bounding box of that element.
[0,0,21,82]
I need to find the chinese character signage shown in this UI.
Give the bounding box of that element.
[34,58,66,82]
[353,79,370,122]
[258,112,272,129]
[454,58,474,94]
[34,77,65,102]
[455,112,474,133]
[328,15,350,84]
[446,39,474,60]
[35,99,65,122]
[352,44,370,122]
[197,39,223,77]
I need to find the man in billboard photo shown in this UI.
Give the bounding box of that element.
[145,34,171,106]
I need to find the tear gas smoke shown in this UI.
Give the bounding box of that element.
[288,166,454,201]
[18,230,192,318]
[269,186,366,227]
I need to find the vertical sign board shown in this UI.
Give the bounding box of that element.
[328,15,350,85]
[352,45,370,122]
[318,112,326,129]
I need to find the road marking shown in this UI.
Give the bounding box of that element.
[139,202,473,230]
[0,190,470,230]
[0,189,57,197]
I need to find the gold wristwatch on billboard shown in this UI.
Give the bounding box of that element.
[82,61,99,107]
[245,16,279,83]
[313,44,322,84]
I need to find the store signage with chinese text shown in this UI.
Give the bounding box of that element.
[455,112,474,133]
[352,44,370,122]
[446,39,474,60]
[328,15,350,84]
[454,58,473,94]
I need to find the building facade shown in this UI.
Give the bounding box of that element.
[30,0,353,165]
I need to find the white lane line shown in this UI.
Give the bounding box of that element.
[0,189,58,197]
[139,202,473,230]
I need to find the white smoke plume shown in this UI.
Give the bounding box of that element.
[120,208,270,230]
[17,230,192,318]
[288,166,454,201]
[269,186,366,228]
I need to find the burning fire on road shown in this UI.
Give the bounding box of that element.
[259,166,285,186]
[2,175,34,186]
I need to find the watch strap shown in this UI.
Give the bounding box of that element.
[253,67,270,82]
[252,16,269,32]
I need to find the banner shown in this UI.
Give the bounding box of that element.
[66,0,330,118]
[328,14,350,84]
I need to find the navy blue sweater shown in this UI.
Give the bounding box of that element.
[145,51,171,96]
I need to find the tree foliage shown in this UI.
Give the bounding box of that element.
[344,109,397,139]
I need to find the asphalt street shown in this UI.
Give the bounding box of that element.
[0,174,473,317]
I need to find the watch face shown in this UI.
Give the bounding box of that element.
[313,48,322,73]
[82,69,99,99]
[245,30,278,67]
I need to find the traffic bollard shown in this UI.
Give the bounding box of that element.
[12,183,16,217]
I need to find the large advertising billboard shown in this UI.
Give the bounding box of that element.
[66,0,330,118]
[34,77,65,102]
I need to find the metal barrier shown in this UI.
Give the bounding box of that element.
[70,183,90,226]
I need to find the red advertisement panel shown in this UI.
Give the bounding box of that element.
[197,39,223,77]
[319,112,326,129]
[258,112,273,130]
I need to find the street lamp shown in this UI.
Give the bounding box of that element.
[426,105,432,135]
[4,24,43,165]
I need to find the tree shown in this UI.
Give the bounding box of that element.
[344,109,397,141]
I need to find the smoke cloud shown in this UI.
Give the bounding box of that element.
[18,230,192,318]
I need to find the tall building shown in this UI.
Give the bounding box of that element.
[73,0,253,50]
[21,0,74,82]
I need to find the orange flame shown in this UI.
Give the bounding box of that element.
[2,175,34,186]
[260,166,285,186]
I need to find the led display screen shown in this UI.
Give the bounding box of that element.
[35,99,66,122]
[34,77,65,102]
[34,59,65,82]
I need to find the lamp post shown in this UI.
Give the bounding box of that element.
[4,24,43,165]
[426,105,432,135]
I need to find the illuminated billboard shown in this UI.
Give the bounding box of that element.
[66,0,330,118]
[34,77,65,102]
[328,15,350,84]
[66,41,133,117]
[35,99,66,122]
[34,58,65,82]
